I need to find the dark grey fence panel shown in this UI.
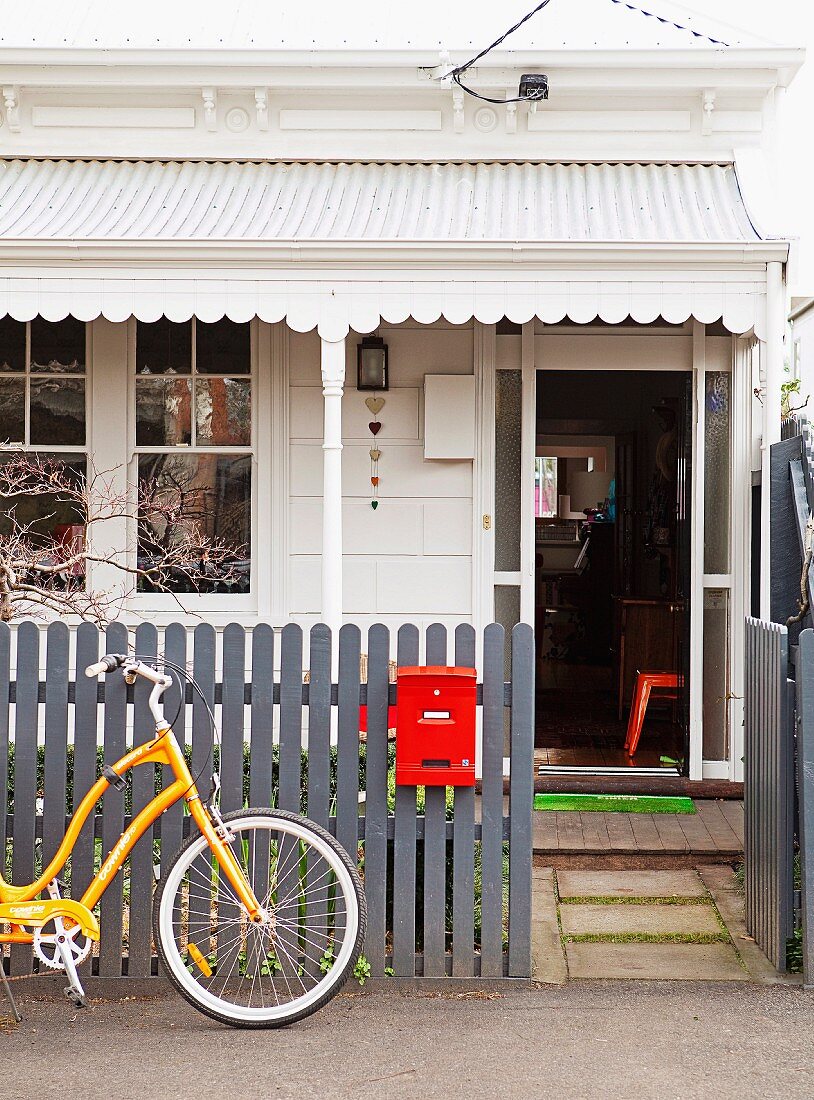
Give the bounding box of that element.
[744,617,794,970]
[2,619,535,981]
[452,624,476,978]
[480,623,507,977]
[363,623,390,973]
[797,629,814,986]
[10,622,39,974]
[160,623,187,873]
[42,622,69,873]
[392,623,419,976]
[508,623,534,977]
[0,624,9,868]
[278,623,303,813]
[99,621,128,976]
[72,621,99,976]
[335,624,361,859]
[128,622,159,977]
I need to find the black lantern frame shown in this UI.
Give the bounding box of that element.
[356,335,389,391]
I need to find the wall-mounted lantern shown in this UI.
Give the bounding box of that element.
[357,335,389,391]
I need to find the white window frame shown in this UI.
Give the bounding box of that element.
[127,316,258,616]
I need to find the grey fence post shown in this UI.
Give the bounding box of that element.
[797,629,814,987]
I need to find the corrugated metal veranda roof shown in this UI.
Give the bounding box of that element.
[0,160,761,244]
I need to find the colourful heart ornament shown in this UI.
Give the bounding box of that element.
[371,476,379,486]
[365,397,385,415]
[368,422,381,435]
[371,500,379,510]
[369,448,381,461]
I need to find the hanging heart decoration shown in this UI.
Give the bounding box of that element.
[367,403,383,509]
[369,448,381,461]
[371,476,379,487]
[368,422,382,435]
[365,397,385,415]
[371,500,379,510]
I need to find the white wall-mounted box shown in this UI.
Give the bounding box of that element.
[424,375,476,459]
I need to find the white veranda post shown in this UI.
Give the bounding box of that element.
[760,260,785,617]
[321,337,346,640]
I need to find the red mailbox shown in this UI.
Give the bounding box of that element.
[395,666,477,787]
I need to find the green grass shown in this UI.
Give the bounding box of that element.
[558,894,712,906]
[534,793,696,814]
[562,931,730,945]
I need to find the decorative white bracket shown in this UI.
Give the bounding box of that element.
[702,89,716,136]
[254,88,269,132]
[202,87,217,132]
[505,91,517,135]
[2,87,20,133]
[452,84,464,134]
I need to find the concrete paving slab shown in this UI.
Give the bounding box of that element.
[566,941,748,980]
[557,868,706,899]
[560,902,723,937]
[531,866,567,984]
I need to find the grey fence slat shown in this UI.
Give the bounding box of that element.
[160,624,187,867]
[98,621,129,976]
[72,621,100,974]
[798,629,814,984]
[452,624,476,977]
[480,623,506,977]
[249,624,274,808]
[423,623,448,977]
[11,621,39,974]
[188,624,216,975]
[304,624,332,976]
[364,624,390,972]
[191,624,216,804]
[335,624,361,861]
[217,623,245,974]
[307,624,332,828]
[42,622,69,873]
[220,623,245,813]
[128,622,159,977]
[508,623,534,977]
[0,624,9,872]
[392,624,419,976]
[744,617,794,971]
[278,624,303,813]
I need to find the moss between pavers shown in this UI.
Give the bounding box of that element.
[562,932,730,945]
[558,895,713,906]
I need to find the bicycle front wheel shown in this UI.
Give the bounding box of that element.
[154,809,366,1028]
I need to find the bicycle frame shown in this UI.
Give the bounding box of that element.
[0,722,264,945]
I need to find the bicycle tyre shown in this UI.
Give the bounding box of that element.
[153,808,366,1028]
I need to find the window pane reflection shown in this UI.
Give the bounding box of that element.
[0,317,25,372]
[136,319,192,375]
[137,453,251,593]
[0,377,25,442]
[196,319,250,375]
[30,317,85,373]
[195,378,251,446]
[30,378,85,445]
[136,377,192,446]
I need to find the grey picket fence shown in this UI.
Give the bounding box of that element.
[1,619,534,980]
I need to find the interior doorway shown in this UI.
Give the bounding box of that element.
[534,369,691,772]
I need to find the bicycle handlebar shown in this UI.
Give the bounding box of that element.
[84,655,123,677]
[84,655,172,688]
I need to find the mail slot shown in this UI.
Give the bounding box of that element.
[395,666,476,787]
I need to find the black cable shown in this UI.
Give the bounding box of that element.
[447,0,553,105]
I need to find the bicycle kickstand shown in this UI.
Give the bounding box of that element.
[0,965,22,1024]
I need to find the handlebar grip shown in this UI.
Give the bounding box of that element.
[84,654,123,678]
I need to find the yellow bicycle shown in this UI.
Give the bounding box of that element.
[0,653,366,1028]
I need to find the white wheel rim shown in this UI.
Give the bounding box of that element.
[158,815,360,1023]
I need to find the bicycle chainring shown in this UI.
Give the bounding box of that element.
[33,920,92,971]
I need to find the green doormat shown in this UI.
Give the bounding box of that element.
[533,793,696,814]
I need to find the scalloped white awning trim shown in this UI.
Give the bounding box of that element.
[0,267,768,341]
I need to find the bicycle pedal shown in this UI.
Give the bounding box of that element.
[64,986,87,1008]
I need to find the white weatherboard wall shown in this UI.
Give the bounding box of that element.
[289,321,474,632]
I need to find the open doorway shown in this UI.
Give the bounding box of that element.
[535,369,691,772]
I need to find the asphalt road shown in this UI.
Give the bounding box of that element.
[3,981,814,1100]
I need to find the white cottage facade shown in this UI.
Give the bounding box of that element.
[0,1,804,784]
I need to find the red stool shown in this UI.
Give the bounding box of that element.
[625,671,681,757]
